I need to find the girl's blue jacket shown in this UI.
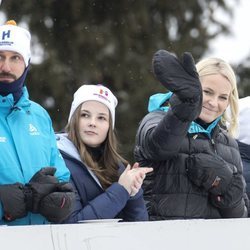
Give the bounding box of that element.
[57,133,148,222]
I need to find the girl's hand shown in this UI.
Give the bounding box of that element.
[118,163,153,196]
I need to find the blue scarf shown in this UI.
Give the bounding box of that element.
[148,92,220,137]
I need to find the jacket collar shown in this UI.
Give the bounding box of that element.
[148,92,221,137]
[56,133,103,188]
[0,86,31,113]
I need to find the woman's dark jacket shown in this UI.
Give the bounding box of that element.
[57,133,148,222]
[134,94,248,220]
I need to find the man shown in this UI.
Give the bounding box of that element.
[0,20,75,225]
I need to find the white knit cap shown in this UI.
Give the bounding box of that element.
[236,96,250,145]
[68,84,118,128]
[0,20,31,67]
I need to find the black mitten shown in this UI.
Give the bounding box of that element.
[152,49,202,101]
[186,153,234,195]
[0,183,27,221]
[39,183,76,223]
[170,94,202,122]
[210,174,246,218]
[26,167,59,213]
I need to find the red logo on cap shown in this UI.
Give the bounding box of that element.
[99,89,108,97]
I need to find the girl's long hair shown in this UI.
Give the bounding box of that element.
[66,105,128,189]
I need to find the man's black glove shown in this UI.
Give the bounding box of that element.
[26,167,60,213]
[152,49,202,101]
[0,183,27,221]
[39,182,76,223]
[0,167,63,222]
[186,153,235,195]
[210,174,246,218]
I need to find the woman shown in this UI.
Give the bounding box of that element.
[134,50,248,220]
[57,84,153,222]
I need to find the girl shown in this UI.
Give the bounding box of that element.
[57,84,153,222]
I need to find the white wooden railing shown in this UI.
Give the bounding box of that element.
[1,218,249,250]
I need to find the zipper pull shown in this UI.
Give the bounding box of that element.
[211,138,217,154]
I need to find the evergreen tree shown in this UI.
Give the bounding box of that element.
[1,0,243,160]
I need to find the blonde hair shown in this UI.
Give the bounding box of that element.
[196,57,239,137]
[66,105,128,189]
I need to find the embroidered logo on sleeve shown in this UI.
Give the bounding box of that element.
[29,123,40,136]
[0,137,7,142]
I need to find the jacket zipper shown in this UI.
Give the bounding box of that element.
[211,138,217,154]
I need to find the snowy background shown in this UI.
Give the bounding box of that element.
[208,0,250,64]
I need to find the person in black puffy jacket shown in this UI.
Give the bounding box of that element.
[134,50,248,220]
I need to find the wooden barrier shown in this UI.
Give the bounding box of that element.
[1,218,249,250]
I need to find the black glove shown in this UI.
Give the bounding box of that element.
[152,49,202,101]
[0,167,61,222]
[0,183,27,221]
[170,94,201,122]
[186,153,234,195]
[210,174,246,218]
[39,182,76,223]
[26,167,60,213]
